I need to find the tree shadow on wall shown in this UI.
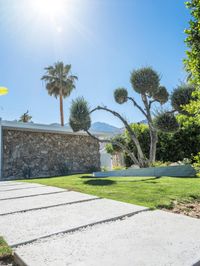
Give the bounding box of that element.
[83,179,116,186]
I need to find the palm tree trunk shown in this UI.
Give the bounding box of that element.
[59,93,64,126]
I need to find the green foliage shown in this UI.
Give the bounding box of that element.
[0,237,12,260]
[41,62,78,98]
[171,84,195,114]
[69,97,91,132]
[150,161,171,167]
[183,90,200,124]
[19,110,32,123]
[114,88,128,104]
[130,67,160,94]
[193,152,200,171]
[184,0,200,86]
[101,166,109,172]
[112,166,126,170]
[157,122,200,162]
[154,112,179,133]
[105,135,126,154]
[123,123,150,166]
[108,122,200,166]
[182,1,200,126]
[105,143,114,154]
[152,86,169,104]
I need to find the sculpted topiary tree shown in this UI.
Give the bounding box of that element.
[69,67,183,168]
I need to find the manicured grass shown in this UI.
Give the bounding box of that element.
[0,237,12,260]
[22,174,200,209]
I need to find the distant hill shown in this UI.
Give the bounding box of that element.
[90,122,121,133]
[138,119,148,124]
[49,122,121,134]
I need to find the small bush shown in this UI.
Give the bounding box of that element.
[150,161,171,167]
[112,166,126,171]
[101,166,108,172]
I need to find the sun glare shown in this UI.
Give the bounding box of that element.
[32,0,64,19]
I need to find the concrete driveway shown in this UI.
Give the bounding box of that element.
[0,181,200,266]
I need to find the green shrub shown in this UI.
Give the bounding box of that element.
[150,161,171,167]
[193,152,200,172]
[112,166,126,171]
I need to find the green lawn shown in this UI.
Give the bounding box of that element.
[0,237,12,260]
[22,174,200,209]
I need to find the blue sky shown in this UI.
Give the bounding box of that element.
[0,0,190,127]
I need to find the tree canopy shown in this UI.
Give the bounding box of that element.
[183,1,200,123]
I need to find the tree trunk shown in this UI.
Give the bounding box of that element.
[90,106,148,167]
[141,94,158,166]
[59,93,64,126]
[149,129,157,164]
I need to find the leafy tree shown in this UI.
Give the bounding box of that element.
[184,0,200,86]
[42,62,78,126]
[183,1,200,122]
[108,122,200,166]
[19,111,32,123]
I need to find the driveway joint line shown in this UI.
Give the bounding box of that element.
[0,197,101,216]
[0,190,69,201]
[10,208,150,248]
[0,185,46,192]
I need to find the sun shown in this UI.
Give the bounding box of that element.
[31,0,64,19]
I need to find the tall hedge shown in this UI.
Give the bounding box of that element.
[108,122,200,166]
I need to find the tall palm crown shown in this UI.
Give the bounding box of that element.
[42,62,78,126]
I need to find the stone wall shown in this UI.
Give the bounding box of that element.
[2,129,100,179]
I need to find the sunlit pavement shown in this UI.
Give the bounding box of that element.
[0,181,200,266]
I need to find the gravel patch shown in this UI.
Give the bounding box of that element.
[0,186,66,200]
[163,200,200,219]
[15,210,200,266]
[0,191,98,215]
[0,199,147,247]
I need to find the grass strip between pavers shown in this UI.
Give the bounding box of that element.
[0,236,12,260]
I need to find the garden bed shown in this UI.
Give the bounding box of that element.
[163,198,200,219]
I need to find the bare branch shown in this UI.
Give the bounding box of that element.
[89,105,146,164]
[86,130,139,165]
[149,99,158,109]
[127,97,147,118]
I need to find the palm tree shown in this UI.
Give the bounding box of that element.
[19,110,32,123]
[42,62,78,126]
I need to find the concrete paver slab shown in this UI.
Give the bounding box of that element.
[0,183,45,192]
[0,191,98,215]
[0,186,66,200]
[15,210,200,266]
[0,199,147,247]
[0,181,22,186]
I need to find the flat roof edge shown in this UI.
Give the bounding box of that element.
[0,120,113,137]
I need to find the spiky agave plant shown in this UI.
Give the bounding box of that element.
[69,97,91,132]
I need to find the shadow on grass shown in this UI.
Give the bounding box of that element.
[116,176,163,183]
[80,176,95,179]
[83,179,116,186]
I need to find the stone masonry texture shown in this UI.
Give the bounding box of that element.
[2,129,100,179]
